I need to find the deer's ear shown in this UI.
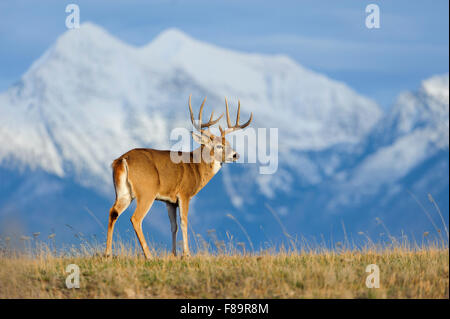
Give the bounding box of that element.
[192,131,210,145]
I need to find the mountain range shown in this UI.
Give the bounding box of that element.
[0,23,448,250]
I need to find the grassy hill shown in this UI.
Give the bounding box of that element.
[0,239,448,298]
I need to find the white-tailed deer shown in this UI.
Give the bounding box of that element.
[105,95,252,258]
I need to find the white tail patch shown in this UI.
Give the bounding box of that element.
[115,159,132,201]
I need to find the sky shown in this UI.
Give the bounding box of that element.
[0,0,448,109]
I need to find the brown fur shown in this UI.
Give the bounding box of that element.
[105,147,221,258]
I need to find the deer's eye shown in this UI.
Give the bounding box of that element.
[215,145,223,150]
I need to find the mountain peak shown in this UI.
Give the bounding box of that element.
[144,28,199,56]
[77,21,109,34]
[52,21,130,54]
[153,28,194,43]
[24,22,133,78]
[57,21,114,42]
[420,73,449,104]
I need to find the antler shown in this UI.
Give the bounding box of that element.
[188,95,223,136]
[219,98,253,137]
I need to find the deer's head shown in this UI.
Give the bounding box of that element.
[189,95,253,163]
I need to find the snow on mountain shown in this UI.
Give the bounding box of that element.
[329,73,449,207]
[0,22,382,196]
[145,28,382,151]
[368,74,448,147]
[0,22,447,245]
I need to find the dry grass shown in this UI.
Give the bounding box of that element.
[1,200,449,299]
[0,242,448,299]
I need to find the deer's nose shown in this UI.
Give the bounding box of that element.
[233,153,239,160]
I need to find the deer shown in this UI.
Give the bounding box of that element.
[105,95,253,259]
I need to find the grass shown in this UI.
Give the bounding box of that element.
[1,194,448,299]
[0,240,448,299]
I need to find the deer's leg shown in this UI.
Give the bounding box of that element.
[166,202,178,256]
[131,197,155,259]
[178,197,191,257]
[106,195,131,257]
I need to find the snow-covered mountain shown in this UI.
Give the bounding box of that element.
[329,74,449,206]
[0,22,447,247]
[0,23,381,194]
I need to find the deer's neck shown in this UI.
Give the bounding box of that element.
[191,147,222,181]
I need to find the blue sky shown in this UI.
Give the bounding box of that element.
[0,0,448,109]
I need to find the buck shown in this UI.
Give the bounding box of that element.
[105,95,253,258]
